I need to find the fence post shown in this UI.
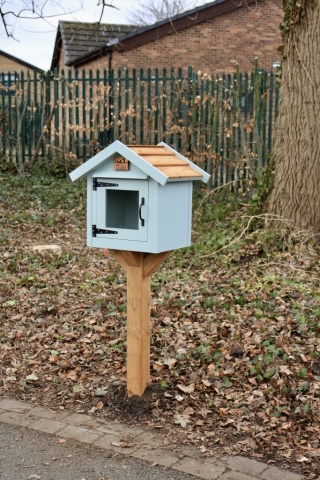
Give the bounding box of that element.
[102,68,108,147]
[81,69,87,159]
[109,68,115,143]
[154,68,159,145]
[147,68,152,144]
[162,67,167,143]
[117,68,122,141]
[1,72,6,154]
[89,69,94,153]
[53,68,59,152]
[139,68,144,144]
[132,68,137,143]
[170,67,175,147]
[95,69,101,147]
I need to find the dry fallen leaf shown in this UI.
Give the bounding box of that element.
[297,456,310,463]
[202,379,212,387]
[26,373,39,381]
[163,357,177,369]
[279,365,292,375]
[174,414,189,428]
[30,244,61,253]
[111,441,135,448]
[66,370,78,381]
[177,383,195,394]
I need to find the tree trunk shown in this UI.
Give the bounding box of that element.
[266,1,320,233]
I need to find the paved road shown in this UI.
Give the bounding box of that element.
[0,422,198,480]
[0,398,305,480]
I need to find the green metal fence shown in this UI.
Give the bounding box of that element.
[0,66,279,187]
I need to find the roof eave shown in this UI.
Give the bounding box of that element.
[109,0,258,52]
[50,25,63,71]
[66,45,108,67]
[0,49,44,73]
[157,142,211,184]
[69,140,169,185]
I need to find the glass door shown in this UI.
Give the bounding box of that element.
[95,179,148,242]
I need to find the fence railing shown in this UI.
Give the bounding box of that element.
[0,64,279,188]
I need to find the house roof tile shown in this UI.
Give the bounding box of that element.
[51,21,138,70]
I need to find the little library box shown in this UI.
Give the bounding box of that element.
[70,141,210,396]
[70,140,210,254]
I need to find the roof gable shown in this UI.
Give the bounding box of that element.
[51,21,138,69]
[70,141,210,185]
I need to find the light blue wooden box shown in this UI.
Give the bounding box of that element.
[70,141,210,253]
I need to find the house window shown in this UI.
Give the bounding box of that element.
[1,73,17,93]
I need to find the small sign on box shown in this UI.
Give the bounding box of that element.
[114,156,129,171]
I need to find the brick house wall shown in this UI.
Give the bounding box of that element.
[81,0,283,74]
[0,51,43,75]
[0,54,24,73]
[57,45,66,71]
[0,51,43,101]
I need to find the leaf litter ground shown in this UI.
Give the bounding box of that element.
[1,173,320,478]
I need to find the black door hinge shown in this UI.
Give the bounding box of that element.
[93,178,119,190]
[92,225,118,237]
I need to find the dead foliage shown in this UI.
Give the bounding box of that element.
[0,173,320,478]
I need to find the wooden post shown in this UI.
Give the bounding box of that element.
[109,250,171,397]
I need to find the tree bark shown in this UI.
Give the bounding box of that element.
[266,1,320,233]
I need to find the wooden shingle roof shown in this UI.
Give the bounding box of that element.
[129,145,203,179]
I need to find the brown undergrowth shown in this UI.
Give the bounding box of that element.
[1,173,320,478]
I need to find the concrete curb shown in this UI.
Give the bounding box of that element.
[0,398,304,480]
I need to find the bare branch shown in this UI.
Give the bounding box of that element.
[125,0,197,26]
[0,0,117,38]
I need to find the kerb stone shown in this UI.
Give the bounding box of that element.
[223,456,268,476]
[94,433,139,455]
[29,418,67,434]
[63,413,98,427]
[218,470,259,480]
[57,424,102,444]
[172,457,226,480]
[0,399,32,412]
[0,411,37,427]
[259,466,304,480]
[29,406,70,421]
[132,446,180,467]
